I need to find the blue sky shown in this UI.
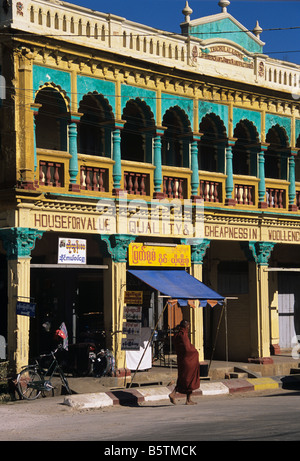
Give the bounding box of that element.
[67,0,300,64]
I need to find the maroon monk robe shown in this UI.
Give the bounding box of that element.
[173,325,200,394]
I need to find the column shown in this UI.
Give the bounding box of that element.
[191,136,200,199]
[68,113,81,192]
[182,238,210,361]
[153,128,164,198]
[101,234,135,370]
[225,139,235,206]
[30,103,42,184]
[0,228,43,373]
[248,241,275,363]
[288,149,298,211]
[112,122,124,194]
[258,144,268,208]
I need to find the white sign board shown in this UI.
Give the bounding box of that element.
[58,238,87,264]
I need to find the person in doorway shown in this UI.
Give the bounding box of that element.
[169,320,200,405]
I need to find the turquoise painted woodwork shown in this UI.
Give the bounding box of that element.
[121,85,156,121]
[191,140,199,195]
[181,238,210,264]
[258,150,266,203]
[161,93,193,129]
[198,101,228,132]
[68,117,80,184]
[153,134,162,193]
[0,228,44,259]
[288,154,296,206]
[33,65,72,101]
[112,127,122,189]
[248,241,275,266]
[189,17,263,54]
[265,114,291,143]
[232,108,261,137]
[101,234,136,262]
[225,144,234,200]
[77,75,116,114]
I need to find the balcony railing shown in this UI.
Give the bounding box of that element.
[80,165,109,191]
[163,176,187,199]
[124,171,150,195]
[266,187,286,209]
[39,160,64,187]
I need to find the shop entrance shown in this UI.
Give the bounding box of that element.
[30,268,104,357]
[278,272,300,349]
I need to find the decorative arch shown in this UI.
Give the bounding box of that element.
[34,83,70,151]
[265,124,289,180]
[199,112,227,173]
[233,119,260,176]
[162,105,192,167]
[78,91,115,157]
[121,97,155,163]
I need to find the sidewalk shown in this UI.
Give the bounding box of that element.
[63,352,300,410]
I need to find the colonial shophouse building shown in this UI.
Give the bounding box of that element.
[0,0,299,373]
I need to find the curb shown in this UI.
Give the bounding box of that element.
[63,375,300,410]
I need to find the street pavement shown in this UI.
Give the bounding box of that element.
[63,374,300,410]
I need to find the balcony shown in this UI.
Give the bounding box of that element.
[265,179,288,209]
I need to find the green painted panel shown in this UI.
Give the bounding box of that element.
[199,101,228,132]
[77,75,116,113]
[33,65,71,100]
[265,113,291,143]
[161,93,194,127]
[121,85,156,120]
[189,17,262,54]
[233,107,261,137]
[296,119,300,143]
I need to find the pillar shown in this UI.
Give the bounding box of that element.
[225,140,235,206]
[101,234,135,370]
[258,144,268,208]
[153,128,165,198]
[68,113,81,192]
[248,241,275,363]
[191,136,200,199]
[112,122,125,194]
[0,228,43,374]
[182,238,210,361]
[288,149,298,211]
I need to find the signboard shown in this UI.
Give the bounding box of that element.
[121,337,140,351]
[16,301,36,318]
[128,243,191,267]
[124,305,142,321]
[58,238,86,264]
[124,291,143,304]
[122,322,141,336]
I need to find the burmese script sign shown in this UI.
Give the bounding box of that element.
[128,243,191,267]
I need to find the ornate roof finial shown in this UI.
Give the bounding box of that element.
[218,1,230,13]
[253,20,263,39]
[182,1,193,22]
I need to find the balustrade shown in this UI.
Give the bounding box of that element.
[163,176,187,199]
[199,179,222,203]
[80,166,109,191]
[235,184,254,206]
[124,171,149,195]
[266,187,286,208]
[39,161,64,187]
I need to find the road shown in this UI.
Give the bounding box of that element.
[1,388,300,445]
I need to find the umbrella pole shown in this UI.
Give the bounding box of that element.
[208,304,224,373]
[128,300,170,388]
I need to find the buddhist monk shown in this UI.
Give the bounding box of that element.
[169,320,200,405]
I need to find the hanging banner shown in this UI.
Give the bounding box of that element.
[58,238,86,264]
[128,243,191,267]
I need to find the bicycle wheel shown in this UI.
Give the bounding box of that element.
[17,368,43,400]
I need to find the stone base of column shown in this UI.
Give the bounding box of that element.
[191,195,201,203]
[153,191,165,199]
[270,344,281,355]
[17,181,36,190]
[258,201,268,209]
[248,357,274,364]
[225,198,235,206]
[69,183,80,192]
[289,204,298,212]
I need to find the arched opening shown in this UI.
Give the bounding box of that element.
[265,124,289,180]
[78,92,114,157]
[162,106,192,168]
[121,98,155,163]
[35,86,69,151]
[233,120,260,176]
[199,113,227,173]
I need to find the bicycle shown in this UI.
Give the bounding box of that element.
[17,344,72,400]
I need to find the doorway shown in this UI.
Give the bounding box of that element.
[278,273,300,348]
